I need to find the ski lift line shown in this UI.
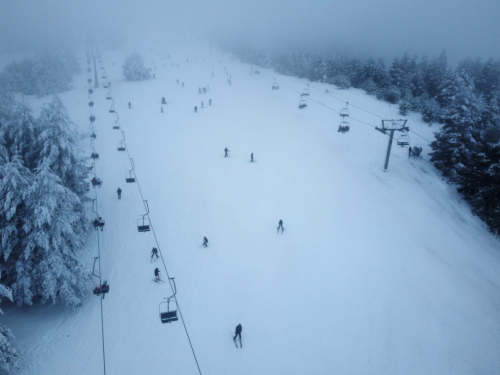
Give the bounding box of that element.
[268,74,378,129]
[109,91,203,374]
[85,71,107,375]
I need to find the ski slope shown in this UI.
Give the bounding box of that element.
[4,38,500,375]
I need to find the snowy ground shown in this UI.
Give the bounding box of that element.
[4,38,500,375]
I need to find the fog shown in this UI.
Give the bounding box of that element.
[1,0,499,62]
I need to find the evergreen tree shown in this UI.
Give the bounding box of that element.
[0,281,17,373]
[29,96,88,197]
[11,160,89,306]
[424,51,449,98]
[122,52,152,81]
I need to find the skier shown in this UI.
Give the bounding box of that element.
[117,187,122,199]
[224,148,229,157]
[201,101,204,108]
[209,99,212,106]
[161,106,163,113]
[128,102,131,109]
[202,236,209,248]
[154,267,161,281]
[194,106,197,113]
[151,247,159,261]
[250,153,254,162]
[233,324,242,348]
[277,219,284,234]
[199,87,201,94]
[408,146,412,158]
[162,97,167,105]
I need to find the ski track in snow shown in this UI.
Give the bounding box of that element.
[3,39,500,375]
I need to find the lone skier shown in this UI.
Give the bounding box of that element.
[154,267,161,281]
[151,247,159,261]
[233,324,242,348]
[117,187,122,199]
[201,101,204,108]
[128,102,131,109]
[408,146,412,158]
[224,148,229,157]
[202,236,209,248]
[209,99,212,106]
[194,106,197,113]
[250,153,254,162]
[277,219,284,234]
[162,97,167,105]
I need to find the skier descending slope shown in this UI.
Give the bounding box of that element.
[117,187,122,199]
[233,324,242,348]
[151,247,159,261]
[277,220,284,234]
[224,148,230,157]
[154,268,162,282]
[202,236,209,248]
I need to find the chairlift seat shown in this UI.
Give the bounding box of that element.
[126,177,136,183]
[397,134,410,146]
[138,224,150,232]
[160,311,178,323]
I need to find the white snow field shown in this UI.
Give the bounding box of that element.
[4,39,500,375]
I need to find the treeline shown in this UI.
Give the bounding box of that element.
[0,50,80,97]
[231,46,500,233]
[0,94,91,371]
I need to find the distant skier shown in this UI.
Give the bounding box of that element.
[201,101,204,108]
[151,247,159,261]
[408,146,412,158]
[194,106,197,113]
[199,88,202,94]
[277,219,284,234]
[209,99,212,106]
[161,106,163,113]
[154,267,161,281]
[250,153,254,162]
[224,148,229,157]
[128,102,131,109]
[202,236,209,248]
[233,324,242,348]
[117,187,122,199]
[162,97,167,105]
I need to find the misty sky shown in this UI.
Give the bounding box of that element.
[1,0,499,63]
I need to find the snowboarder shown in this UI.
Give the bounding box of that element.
[224,148,229,157]
[117,187,122,199]
[408,146,412,158]
[233,324,242,348]
[162,97,167,105]
[277,219,284,234]
[128,102,131,109]
[154,267,161,281]
[202,236,209,248]
[250,153,254,162]
[209,99,212,106]
[151,247,159,261]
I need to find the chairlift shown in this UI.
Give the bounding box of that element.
[338,121,350,134]
[397,133,410,146]
[91,199,105,230]
[106,91,112,100]
[159,278,178,324]
[298,98,307,109]
[126,159,136,183]
[109,102,115,113]
[93,281,110,296]
[340,102,350,118]
[88,78,92,84]
[91,152,99,160]
[113,120,120,129]
[301,84,310,97]
[254,69,260,75]
[88,89,93,95]
[117,131,126,151]
[137,200,151,232]
[272,79,279,90]
[410,146,422,157]
[88,101,94,108]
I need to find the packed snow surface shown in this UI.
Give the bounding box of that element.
[4,39,500,375]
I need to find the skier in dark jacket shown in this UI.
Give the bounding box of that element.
[194,106,197,113]
[151,247,159,260]
[224,148,229,157]
[233,324,242,341]
[408,146,412,158]
[117,187,122,199]
[128,102,131,109]
[154,268,160,280]
[250,153,254,162]
[202,236,208,248]
[277,220,284,234]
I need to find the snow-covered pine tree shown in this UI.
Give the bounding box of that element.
[1,100,37,162]
[122,52,152,81]
[11,160,89,306]
[29,96,88,197]
[0,281,18,373]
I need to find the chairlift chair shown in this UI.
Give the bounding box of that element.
[159,278,178,324]
[113,120,120,129]
[298,98,307,109]
[340,102,350,118]
[301,84,310,97]
[93,281,110,295]
[272,79,279,90]
[126,170,136,183]
[106,91,112,100]
[117,141,126,151]
[137,200,151,232]
[338,121,350,133]
[109,104,115,113]
[397,133,410,146]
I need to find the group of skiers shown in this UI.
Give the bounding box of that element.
[224,148,254,163]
